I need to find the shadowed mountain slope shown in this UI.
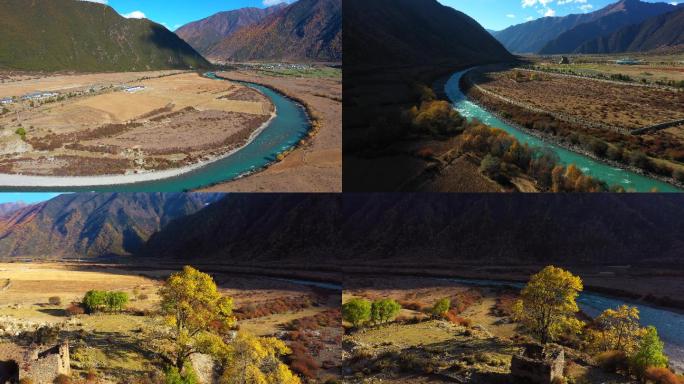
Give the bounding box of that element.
[0,0,210,71]
[494,0,677,54]
[577,8,684,54]
[539,0,679,54]
[345,0,511,66]
[341,194,684,267]
[140,194,340,263]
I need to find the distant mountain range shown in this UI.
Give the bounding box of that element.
[345,0,512,66]
[493,0,681,54]
[175,4,287,56]
[0,0,209,72]
[175,0,341,63]
[0,193,219,259]
[577,8,684,54]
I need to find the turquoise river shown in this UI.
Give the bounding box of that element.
[445,71,682,192]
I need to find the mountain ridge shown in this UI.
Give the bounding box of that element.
[0,193,220,259]
[0,0,210,72]
[175,4,287,57]
[494,0,678,54]
[205,0,342,62]
[576,7,684,53]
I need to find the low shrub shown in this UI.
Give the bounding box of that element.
[643,367,684,384]
[48,296,62,306]
[595,350,628,373]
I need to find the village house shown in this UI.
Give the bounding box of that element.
[510,343,565,384]
[21,91,59,101]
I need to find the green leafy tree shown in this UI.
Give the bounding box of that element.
[370,299,401,325]
[431,298,451,318]
[106,292,129,312]
[630,326,668,379]
[158,266,236,370]
[512,266,584,344]
[83,290,107,313]
[342,298,371,328]
[165,364,199,384]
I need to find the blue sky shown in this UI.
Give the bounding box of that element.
[438,0,680,31]
[82,0,292,31]
[0,193,60,205]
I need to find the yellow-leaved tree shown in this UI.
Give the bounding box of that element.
[221,332,301,384]
[586,305,645,355]
[158,265,236,370]
[512,266,584,344]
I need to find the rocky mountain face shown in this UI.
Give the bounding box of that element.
[206,0,342,62]
[0,0,209,71]
[0,193,220,259]
[494,0,678,54]
[175,4,287,56]
[577,7,684,54]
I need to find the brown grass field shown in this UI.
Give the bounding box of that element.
[0,263,340,383]
[473,69,684,130]
[0,72,273,176]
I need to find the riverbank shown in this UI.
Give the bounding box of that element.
[0,110,276,188]
[341,264,684,315]
[459,67,684,191]
[199,69,341,192]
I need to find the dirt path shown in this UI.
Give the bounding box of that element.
[461,293,517,339]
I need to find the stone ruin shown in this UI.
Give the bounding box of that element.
[0,341,70,383]
[510,343,564,384]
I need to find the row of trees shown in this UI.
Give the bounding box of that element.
[462,123,613,192]
[342,298,402,328]
[342,296,455,329]
[82,290,129,313]
[513,266,673,381]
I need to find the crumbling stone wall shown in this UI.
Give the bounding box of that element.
[0,341,70,383]
[510,343,564,384]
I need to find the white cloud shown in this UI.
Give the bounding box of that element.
[544,8,556,16]
[506,14,516,18]
[263,0,286,5]
[526,16,535,21]
[122,10,146,19]
[670,1,678,5]
[580,4,593,11]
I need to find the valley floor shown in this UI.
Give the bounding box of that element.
[0,70,273,179]
[0,262,341,383]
